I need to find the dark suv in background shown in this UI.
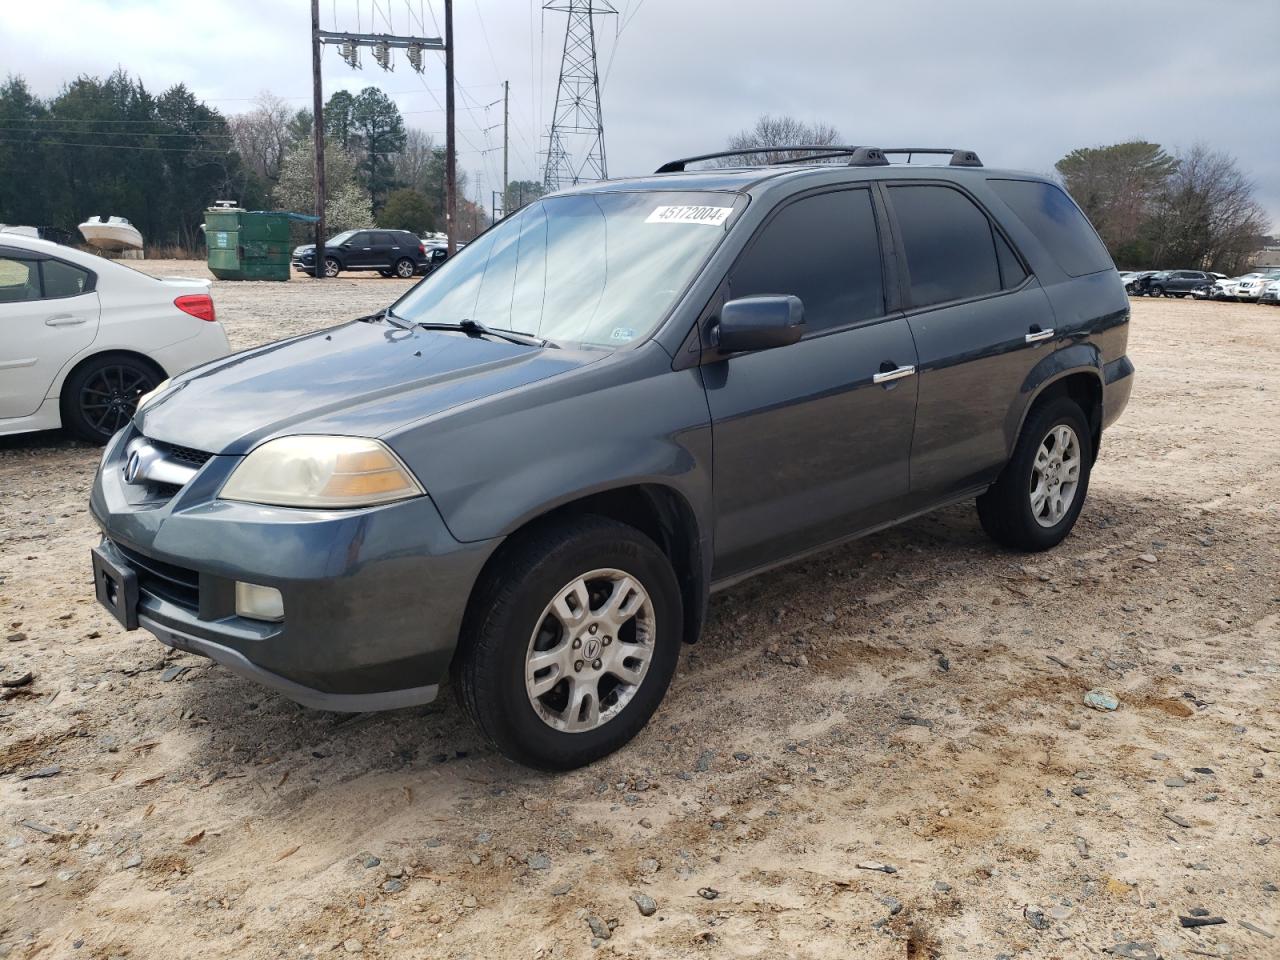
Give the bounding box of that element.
[1144,270,1214,298]
[92,145,1133,769]
[292,229,430,278]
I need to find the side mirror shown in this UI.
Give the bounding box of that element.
[713,295,805,354]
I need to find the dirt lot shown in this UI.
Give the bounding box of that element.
[1,265,1277,960]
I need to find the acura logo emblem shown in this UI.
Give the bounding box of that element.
[123,451,143,484]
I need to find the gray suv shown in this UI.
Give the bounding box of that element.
[90,145,1134,769]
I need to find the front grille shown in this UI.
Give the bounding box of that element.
[112,540,199,611]
[149,440,213,468]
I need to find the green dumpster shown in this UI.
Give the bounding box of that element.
[204,208,295,281]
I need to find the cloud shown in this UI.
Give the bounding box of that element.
[3,0,1277,229]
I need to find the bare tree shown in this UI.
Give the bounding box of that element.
[1147,144,1268,274]
[1056,141,1177,262]
[716,114,842,166]
[229,92,296,186]
[392,127,437,193]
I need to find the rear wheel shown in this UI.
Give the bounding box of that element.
[61,353,162,444]
[455,516,682,770]
[977,396,1093,551]
[323,257,340,278]
[393,257,415,279]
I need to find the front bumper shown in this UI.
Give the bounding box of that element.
[90,425,500,711]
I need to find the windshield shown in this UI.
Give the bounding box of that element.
[394,191,743,347]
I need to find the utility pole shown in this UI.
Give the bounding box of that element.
[310,0,326,279]
[444,0,457,255]
[502,79,509,218]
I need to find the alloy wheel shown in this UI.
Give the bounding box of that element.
[1029,423,1081,527]
[395,259,415,278]
[324,257,340,278]
[78,364,152,437]
[524,568,655,733]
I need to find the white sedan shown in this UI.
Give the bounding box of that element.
[0,235,229,443]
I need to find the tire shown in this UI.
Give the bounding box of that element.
[1149,286,1164,298]
[393,257,415,279]
[378,269,394,278]
[455,515,682,770]
[323,256,340,278]
[976,396,1093,552]
[61,353,163,444]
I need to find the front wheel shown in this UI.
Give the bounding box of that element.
[455,516,682,770]
[976,396,1093,551]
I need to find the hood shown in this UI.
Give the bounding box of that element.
[136,320,599,454]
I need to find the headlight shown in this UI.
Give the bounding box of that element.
[220,436,424,508]
[135,377,172,413]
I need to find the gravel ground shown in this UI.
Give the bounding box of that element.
[1,265,1277,960]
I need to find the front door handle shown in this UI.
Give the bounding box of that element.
[45,315,87,327]
[1025,327,1054,344]
[873,364,916,384]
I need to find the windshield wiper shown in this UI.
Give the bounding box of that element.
[414,318,553,348]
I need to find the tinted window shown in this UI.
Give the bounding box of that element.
[890,185,1001,307]
[375,232,399,246]
[988,179,1113,277]
[40,259,91,298]
[730,189,883,332]
[995,231,1027,289]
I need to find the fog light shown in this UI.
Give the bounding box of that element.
[235,582,284,622]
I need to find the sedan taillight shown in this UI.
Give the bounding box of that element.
[174,294,216,322]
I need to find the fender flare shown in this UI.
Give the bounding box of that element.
[1006,343,1104,456]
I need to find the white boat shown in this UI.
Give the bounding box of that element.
[0,224,39,238]
[78,216,144,252]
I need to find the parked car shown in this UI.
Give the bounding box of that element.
[1126,270,1158,295]
[1144,270,1215,298]
[0,235,228,443]
[1260,279,1280,305]
[420,244,449,274]
[90,147,1133,769]
[1234,269,1280,301]
[292,229,430,278]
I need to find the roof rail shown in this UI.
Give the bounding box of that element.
[654,145,982,173]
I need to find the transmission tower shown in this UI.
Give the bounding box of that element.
[542,0,616,190]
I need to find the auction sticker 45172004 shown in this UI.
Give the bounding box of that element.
[645,205,733,226]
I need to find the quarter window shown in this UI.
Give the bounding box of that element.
[0,257,40,303]
[987,178,1113,277]
[40,259,91,298]
[730,189,884,332]
[889,185,1003,308]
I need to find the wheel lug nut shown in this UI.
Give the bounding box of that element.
[588,624,598,635]
[602,636,611,645]
[592,659,602,670]
[574,660,584,672]
[573,638,582,649]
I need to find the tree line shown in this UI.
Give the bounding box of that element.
[721,116,1270,275]
[0,71,548,251]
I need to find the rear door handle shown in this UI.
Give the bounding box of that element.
[873,364,916,384]
[1025,328,1054,343]
[45,315,87,327]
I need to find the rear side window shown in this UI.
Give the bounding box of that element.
[40,259,91,298]
[988,179,1113,277]
[730,189,884,332]
[0,256,40,303]
[889,185,1004,307]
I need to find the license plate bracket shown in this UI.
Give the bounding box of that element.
[92,544,139,630]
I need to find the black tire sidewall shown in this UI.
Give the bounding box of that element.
[465,521,682,770]
[324,257,340,277]
[1008,400,1093,549]
[394,258,414,278]
[62,354,160,444]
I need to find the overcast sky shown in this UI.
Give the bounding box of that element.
[4,0,1278,230]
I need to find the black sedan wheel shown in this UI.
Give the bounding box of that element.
[61,353,162,444]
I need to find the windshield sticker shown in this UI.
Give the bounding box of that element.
[609,327,637,342]
[645,205,733,226]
